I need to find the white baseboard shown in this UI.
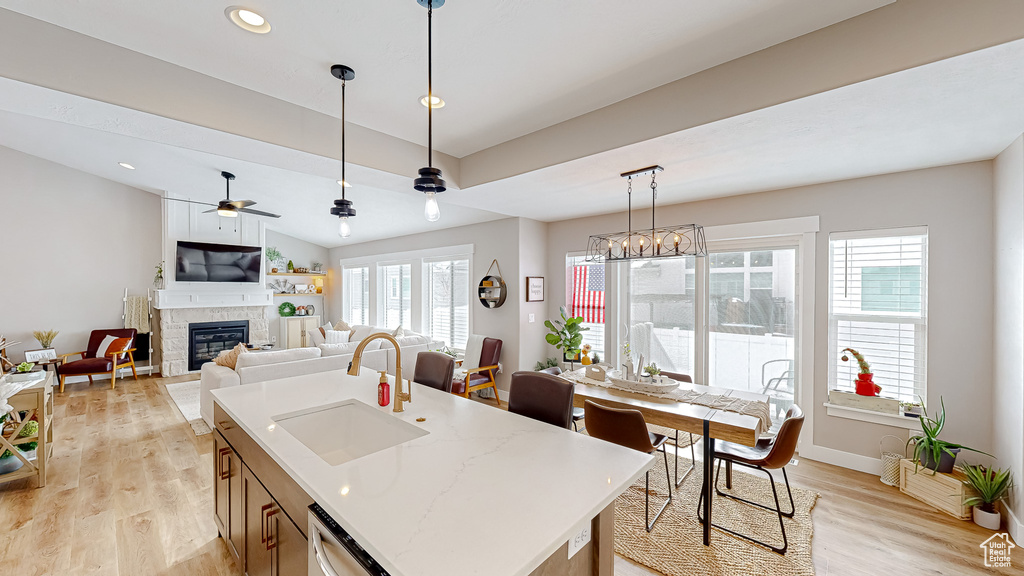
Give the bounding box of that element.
[1004,503,1023,543]
[61,366,154,385]
[798,442,882,475]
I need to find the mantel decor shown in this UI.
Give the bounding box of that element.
[586,165,706,263]
[478,259,507,309]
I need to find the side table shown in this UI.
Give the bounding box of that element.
[0,371,54,487]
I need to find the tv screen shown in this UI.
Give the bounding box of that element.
[175,241,261,283]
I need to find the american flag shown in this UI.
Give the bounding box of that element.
[572,265,605,323]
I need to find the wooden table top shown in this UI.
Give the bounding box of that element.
[571,380,768,447]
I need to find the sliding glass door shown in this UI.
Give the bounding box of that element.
[625,257,696,376]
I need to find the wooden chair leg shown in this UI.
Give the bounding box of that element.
[111,366,117,389]
[130,361,138,380]
[59,375,66,393]
[88,375,94,384]
[490,383,501,407]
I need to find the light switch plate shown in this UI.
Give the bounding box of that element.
[567,522,591,559]
[528,314,535,323]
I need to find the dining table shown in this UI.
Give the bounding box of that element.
[566,374,769,546]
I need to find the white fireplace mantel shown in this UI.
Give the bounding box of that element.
[154,289,273,310]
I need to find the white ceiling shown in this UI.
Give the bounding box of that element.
[0,0,889,157]
[444,39,1024,221]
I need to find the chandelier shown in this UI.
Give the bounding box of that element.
[586,165,706,262]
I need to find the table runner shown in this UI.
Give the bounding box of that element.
[563,368,773,433]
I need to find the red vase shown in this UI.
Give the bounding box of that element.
[855,373,877,396]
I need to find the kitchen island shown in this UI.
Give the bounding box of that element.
[211,367,653,576]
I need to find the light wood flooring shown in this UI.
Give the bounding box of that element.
[0,375,1015,575]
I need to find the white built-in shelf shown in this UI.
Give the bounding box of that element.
[274,293,323,297]
[267,272,326,277]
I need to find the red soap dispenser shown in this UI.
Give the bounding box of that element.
[377,371,390,407]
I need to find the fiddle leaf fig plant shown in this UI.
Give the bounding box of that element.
[544,306,590,359]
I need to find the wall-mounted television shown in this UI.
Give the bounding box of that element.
[175,241,261,283]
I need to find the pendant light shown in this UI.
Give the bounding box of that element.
[330,64,356,238]
[414,0,445,222]
[586,165,706,262]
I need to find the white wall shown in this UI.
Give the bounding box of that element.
[994,135,1024,537]
[519,218,551,372]
[329,218,524,391]
[547,162,995,460]
[265,229,331,340]
[0,145,160,362]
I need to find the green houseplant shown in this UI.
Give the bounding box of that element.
[544,306,589,366]
[265,247,283,273]
[961,463,1014,530]
[534,357,559,371]
[907,397,989,474]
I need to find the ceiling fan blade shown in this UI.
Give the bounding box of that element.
[163,197,218,208]
[229,200,256,209]
[201,207,222,214]
[237,207,281,218]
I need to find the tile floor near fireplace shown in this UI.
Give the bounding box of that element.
[188,320,249,371]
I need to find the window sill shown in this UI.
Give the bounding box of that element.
[823,403,921,430]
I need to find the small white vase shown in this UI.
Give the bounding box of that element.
[973,506,1001,530]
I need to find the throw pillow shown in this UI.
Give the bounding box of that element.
[392,325,405,337]
[307,329,327,347]
[324,330,350,344]
[106,337,133,361]
[213,343,247,370]
[96,335,117,359]
[333,319,352,332]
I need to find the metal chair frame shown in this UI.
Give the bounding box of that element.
[697,458,796,554]
[645,444,673,532]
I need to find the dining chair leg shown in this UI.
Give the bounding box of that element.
[726,460,733,489]
[673,430,695,487]
[700,460,791,554]
[645,446,673,532]
[714,460,795,517]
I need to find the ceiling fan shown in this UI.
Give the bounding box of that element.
[164,171,281,218]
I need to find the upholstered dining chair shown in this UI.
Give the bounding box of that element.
[451,337,502,407]
[660,370,698,486]
[413,351,456,393]
[58,328,138,393]
[508,371,575,429]
[539,366,585,431]
[584,400,672,532]
[698,404,804,554]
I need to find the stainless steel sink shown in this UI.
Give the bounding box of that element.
[273,400,428,466]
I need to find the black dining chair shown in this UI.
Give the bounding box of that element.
[698,404,804,554]
[413,351,456,393]
[660,370,697,486]
[584,400,672,532]
[508,371,575,429]
[539,366,585,431]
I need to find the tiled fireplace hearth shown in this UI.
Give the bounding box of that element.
[159,306,269,376]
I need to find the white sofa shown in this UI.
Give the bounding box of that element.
[199,329,443,427]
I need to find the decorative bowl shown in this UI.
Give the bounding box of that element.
[609,375,679,394]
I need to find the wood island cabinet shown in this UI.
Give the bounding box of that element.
[214,405,313,575]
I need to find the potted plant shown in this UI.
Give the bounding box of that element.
[544,306,589,369]
[0,415,37,475]
[907,397,990,474]
[287,260,295,273]
[901,400,924,417]
[32,329,59,351]
[534,358,559,371]
[312,261,323,273]
[961,463,1014,530]
[265,247,283,273]
[840,347,881,396]
[591,352,601,364]
[642,362,660,382]
[153,261,164,289]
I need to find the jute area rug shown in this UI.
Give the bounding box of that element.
[165,380,213,436]
[614,453,819,576]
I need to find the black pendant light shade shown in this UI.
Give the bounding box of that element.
[414,167,446,193]
[331,64,356,237]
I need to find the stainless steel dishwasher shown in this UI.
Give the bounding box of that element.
[308,504,391,576]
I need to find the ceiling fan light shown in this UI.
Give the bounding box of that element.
[218,208,238,218]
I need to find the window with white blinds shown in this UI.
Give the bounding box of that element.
[425,258,470,350]
[342,266,370,325]
[377,263,412,329]
[828,228,928,403]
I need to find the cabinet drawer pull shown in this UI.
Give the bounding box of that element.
[218,448,231,480]
[266,509,278,551]
[260,503,273,544]
[218,421,233,430]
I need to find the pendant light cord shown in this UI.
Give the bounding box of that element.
[427,0,434,169]
[341,77,347,201]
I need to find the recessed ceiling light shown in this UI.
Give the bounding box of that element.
[118,162,135,170]
[225,6,271,34]
[337,179,352,187]
[420,95,445,109]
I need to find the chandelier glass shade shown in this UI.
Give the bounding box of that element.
[586,165,707,263]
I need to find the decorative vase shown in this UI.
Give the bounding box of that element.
[920,447,959,473]
[272,268,279,274]
[581,355,592,366]
[973,506,1001,530]
[0,455,24,475]
[855,373,881,396]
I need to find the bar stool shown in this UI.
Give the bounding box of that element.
[584,400,672,531]
[508,371,575,429]
[539,366,585,431]
[413,351,456,393]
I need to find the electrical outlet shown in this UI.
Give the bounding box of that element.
[528,314,535,323]
[271,336,277,344]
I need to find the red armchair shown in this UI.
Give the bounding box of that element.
[452,337,502,407]
[58,329,138,393]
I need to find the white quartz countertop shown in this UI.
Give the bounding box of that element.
[212,369,653,576]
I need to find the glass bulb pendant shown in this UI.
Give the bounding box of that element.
[424,191,441,222]
[338,217,351,238]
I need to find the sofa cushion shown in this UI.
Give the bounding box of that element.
[324,329,350,344]
[307,329,326,347]
[59,357,114,375]
[333,319,352,332]
[349,325,379,343]
[235,346,321,369]
[318,339,381,357]
[379,334,431,349]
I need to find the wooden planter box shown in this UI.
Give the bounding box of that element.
[898,458,977,520]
